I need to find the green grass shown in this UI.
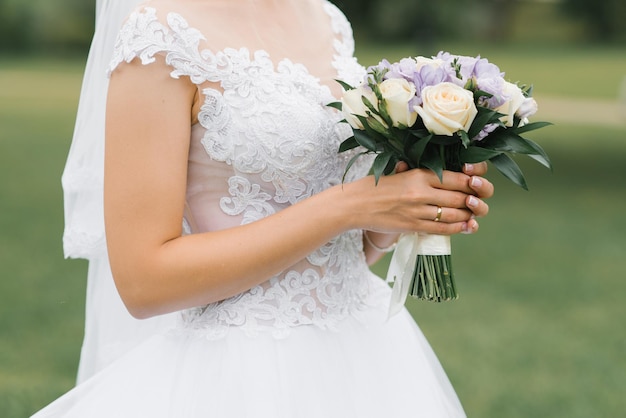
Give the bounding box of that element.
[2,49,625,418]
[0,56,88,417]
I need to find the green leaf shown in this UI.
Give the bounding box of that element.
[361,95,382,118]
[459,147,502,163]
[409,129,430,138]
[406,134,433,165]
[342,151,369,183]
[473,88,494,100]
[523,84,534,97]
[355,115,386,143]
[528,153,552,171]
[468,106,501,138]
[421,147,444,182]
[485,131,537,154]
[327,101,343,111]
[490,153,528,190]
[338,136,359,153]
[459,130,471,148]
[384,155,399,175]
[514,121,553,134]
[375,99,395,128]
[523,137,553,170]
[364,115,392,137]
[491,134,552,173]
[353,129,378,152]
[335,79,354,91]
[372,152,394,185]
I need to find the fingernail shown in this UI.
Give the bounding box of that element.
[471,176,483,188]
[461,222,472,234]
[464,163,474,173]
[468,196,479,208]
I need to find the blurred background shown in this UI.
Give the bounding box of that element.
[1,0,624,416]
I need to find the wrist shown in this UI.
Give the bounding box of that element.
[363,230,397,253]
[327,181,370,231]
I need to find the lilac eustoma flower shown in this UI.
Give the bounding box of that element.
[476,76,507,108]
[384,58,417,81]
[410,64,449,106]
[368,59,392,74]
[473,58,507,107]
[435,51,479,86]
[472,122,499,142]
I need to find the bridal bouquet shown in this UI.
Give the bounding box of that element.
[330,52,552,314]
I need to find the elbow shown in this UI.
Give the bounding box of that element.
[116,284,159,320]
[108,249,178,319]
[111,272,168,320]
[124,299,157,320]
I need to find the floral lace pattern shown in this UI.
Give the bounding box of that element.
[109,2,375,339]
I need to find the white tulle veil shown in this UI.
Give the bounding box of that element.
[64,0,175,383]
[62,0,143,258]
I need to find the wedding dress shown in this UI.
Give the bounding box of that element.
[34,1,466,416]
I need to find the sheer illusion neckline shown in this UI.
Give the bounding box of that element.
[162,6,347,101]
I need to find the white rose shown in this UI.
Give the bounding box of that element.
[341,85,378,130]
[414,82,478,136]
[414,56,444,71]
[379,78,418,127]
[495,81,526,127]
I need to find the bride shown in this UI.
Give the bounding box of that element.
[39,0,494,416]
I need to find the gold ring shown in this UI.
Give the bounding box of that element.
[434,206,443,222]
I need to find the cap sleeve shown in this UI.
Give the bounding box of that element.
[108,7,211,85]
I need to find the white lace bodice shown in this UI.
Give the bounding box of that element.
[109,1,375,338]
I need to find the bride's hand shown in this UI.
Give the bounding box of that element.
[347,161,494,236]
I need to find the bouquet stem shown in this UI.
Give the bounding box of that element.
[410,254,457,301]
[410,233,458,302]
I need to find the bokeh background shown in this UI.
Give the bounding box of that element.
[1,0,625,416]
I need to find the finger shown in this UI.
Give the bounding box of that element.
[425,170,474,194]
[394,161,409,173]
[462,218,480,234]
[430,187,472,210]
[419,218,478,235]
[469,176,494,199]
[463,162,488,176]
[428,205,474,223]
[466,195,489,217]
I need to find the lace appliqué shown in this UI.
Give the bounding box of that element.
[110,3,376,339]
[324,2,367,87]
[220,176,274,224]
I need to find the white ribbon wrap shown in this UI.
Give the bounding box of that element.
[386,232,451,317]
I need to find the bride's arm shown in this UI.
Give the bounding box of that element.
[105,57,493,319]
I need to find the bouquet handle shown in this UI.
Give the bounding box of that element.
[387,233,454,318]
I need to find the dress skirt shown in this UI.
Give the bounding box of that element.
[32,274,466,418]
